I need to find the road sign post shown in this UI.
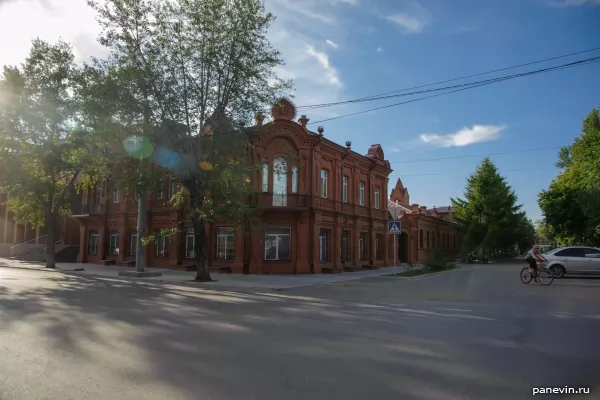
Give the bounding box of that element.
[388,221,402,276]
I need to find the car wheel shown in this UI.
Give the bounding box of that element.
[550,265,566,278]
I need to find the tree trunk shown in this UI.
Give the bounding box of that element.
[194,218,212,282]
[45,214,56,269]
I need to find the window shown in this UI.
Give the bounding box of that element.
[109,231,120,255]
[82,188,88,205]
[273,157,287,207]
[156,178,164,199]
[185,228,196,258]
[341,231,350,262]
[130,229,138,256]
[453,235,457,249]
[112,183,121,203]
[359,233,366,260]
[88,231,99,255]
[319,229,328,263]
[375,234,383,260]
[155,230,169,258]
[262,163,269,192]
[359,182,365,206]
[216,227,235,260]
[432,234,435,249]
[95,182,103,206]
[555,248,600,258]
[168,176,176,198]
[374,186,380,209]
[426,231,430,248]
[264,227,291,261]
[342,176,348,203]
[446,234,450,248]
[320,169,328,198]
[291,166,298,193]
[419,229,424,248]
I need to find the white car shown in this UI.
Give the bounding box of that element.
[543,246,600,278]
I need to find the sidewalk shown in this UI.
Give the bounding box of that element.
[0,258,407,290]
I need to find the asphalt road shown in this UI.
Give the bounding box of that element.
[0,263,599,400]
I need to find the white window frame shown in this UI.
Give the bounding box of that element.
[130,230,138,256]
[185,228,196,259]
[262,163,269,192]
[374,186,380,209]
[155,232,168,258]
[95,182,103,206]
[112,183,121,203]
[272,157,287,207]
[320,169,328,198]
[359,234,365,260]
[342,176,348,203]
[359,182,365,206]
[168,176,176,198]
[291,166,298,193]
[319,229,328,263]
[264,227,291,261]
[108,232,120,255]
[157,178,164,199]
[216,227,235,260]
[88,232,99,255]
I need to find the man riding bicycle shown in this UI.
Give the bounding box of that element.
[525,245,546,276]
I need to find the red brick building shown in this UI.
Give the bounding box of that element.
[71,99,394,273]
[387,178,461,265]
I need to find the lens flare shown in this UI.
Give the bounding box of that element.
[154,148,180,169]
[199,161,213,171]
[123,136,153,159]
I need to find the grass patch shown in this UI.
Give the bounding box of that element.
[389,264,458,277]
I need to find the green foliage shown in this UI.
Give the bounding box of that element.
[451,158,535,254]
[424,247,455,271]
[539,108,600,246]
[0,40,110,231]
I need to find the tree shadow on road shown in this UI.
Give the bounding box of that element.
[1,272,599,400]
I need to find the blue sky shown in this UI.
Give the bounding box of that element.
[0,0,599,221]
[265,0,600,221]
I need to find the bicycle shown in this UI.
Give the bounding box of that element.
[520,261,554,285]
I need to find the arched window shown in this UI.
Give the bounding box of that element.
[426,231,430,248]
[419,229,424,248]
[272,157,287,206]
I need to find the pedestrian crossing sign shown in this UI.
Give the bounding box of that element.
[388,221,402,235]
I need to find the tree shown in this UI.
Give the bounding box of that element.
[539,108,600,246]
[87,0,291,281]
[451,158,535,255]
[0,40,110,268]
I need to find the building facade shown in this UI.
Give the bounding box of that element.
[387,179,461,265]
[71,99,394,274]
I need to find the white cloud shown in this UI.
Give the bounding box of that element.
[305,45,342,88]
[384,3,432,34]
[376,46,384,52]
[326,39,339,49]
[419,125,506,147]
[548,0,600,6]
[0,0,106,69]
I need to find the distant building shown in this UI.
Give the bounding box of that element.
[387,179,460,264]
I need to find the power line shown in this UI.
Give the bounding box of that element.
[307,57,600,125]
[298,46,600,110]
[400,167,548,178]
[390,146,563,164]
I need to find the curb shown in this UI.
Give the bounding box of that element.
[388,266,465,279]
[0,264,60,273]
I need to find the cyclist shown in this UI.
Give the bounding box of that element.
[525,245,546,276]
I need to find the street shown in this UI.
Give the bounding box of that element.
[1,263,599,400]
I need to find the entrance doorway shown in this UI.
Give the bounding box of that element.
[398,232,408,263]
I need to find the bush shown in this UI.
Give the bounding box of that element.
[425,248,455,271]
